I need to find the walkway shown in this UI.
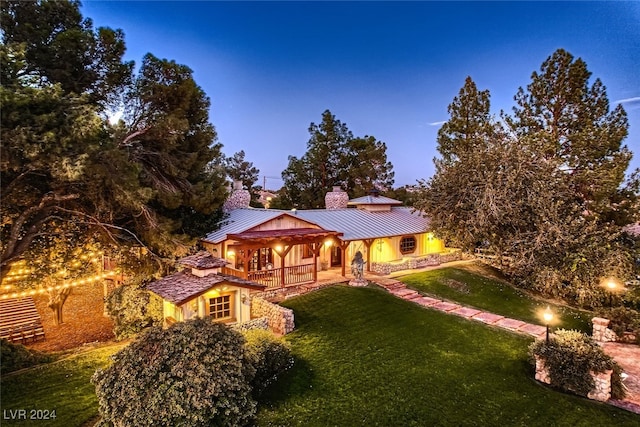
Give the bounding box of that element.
[369,276,640,415]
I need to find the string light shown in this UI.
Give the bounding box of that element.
[0,271,118,300]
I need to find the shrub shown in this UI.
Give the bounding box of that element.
[0,339,54,374]
[529,329,625,399]
[92,318,257,427]
[105,282,163,340]
[243,329,293,396]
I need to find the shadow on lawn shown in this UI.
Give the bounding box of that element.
[258,355,316,406]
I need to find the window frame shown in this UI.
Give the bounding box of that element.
[207,293,235,322]
[399,235,417,255]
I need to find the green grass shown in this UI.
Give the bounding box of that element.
[0,342,127,427]
[258,286,638,426]
[399,265,593,332]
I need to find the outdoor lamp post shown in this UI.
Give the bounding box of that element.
[543,306,553,343]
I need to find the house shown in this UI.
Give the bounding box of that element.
[201,184,453,288]
[147,251,266,326]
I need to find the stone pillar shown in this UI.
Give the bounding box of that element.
[534,355,551,384]
[587,370,613,402]
[592,317,617,343]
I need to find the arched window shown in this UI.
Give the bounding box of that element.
[400,236,417,254]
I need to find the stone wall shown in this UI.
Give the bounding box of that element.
[371,249,462,275]
[232,317,269,333]
[534,355,612,402]
[592,317,618,343]
[251,296,295,335]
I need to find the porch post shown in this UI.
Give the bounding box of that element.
[363,239,374,272]
[340,241,350,277]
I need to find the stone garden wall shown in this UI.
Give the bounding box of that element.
[371,249,462,275]
[534,355,612,402]
[251,296,295,335]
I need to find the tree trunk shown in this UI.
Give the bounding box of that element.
[48,287,72,326]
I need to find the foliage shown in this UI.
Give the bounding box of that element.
[0,0,227,284]
[529,329,625,399]
[104,281,163,340]
[281,110,394,209]
[92,318,257,427]
[243,329,293,397]
[414,50,638,307]
[0,339,54,374]
[223,150,260,190]
[598,306,640,344]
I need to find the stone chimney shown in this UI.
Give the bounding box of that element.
[325,186,348,209]
[223,180,251,212]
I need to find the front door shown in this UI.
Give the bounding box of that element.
[330,246,342,267]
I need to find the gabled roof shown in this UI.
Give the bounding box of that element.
[147,272,265,305]
[202,209,319,244]
[348,195,403,206]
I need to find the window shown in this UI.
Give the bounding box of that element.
[208,294,233,321]
[302,244,313,259]
[400,236,417,254]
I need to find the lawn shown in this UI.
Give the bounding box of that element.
[399,265,594,332]
[258,285,638,426]
[0,342,127,427]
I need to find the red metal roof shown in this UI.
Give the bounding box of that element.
[228,227,342,242]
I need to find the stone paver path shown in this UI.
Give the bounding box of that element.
[369,277,640,415]
[371,277,547,339]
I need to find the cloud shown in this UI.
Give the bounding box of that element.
[614,97,640,109]
[427,121,446,126]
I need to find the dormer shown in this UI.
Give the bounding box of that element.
[347,190,402,212]
[179,251,230,277]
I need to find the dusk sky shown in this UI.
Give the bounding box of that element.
[81,1,640,188]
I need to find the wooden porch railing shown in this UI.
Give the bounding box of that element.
[222,264,315,288]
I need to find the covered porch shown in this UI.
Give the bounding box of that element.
[221,228,344,287]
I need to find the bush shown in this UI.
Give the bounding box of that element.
[243,329,293,396]
[92,318,257,427]
[0,339,54,374]
[529,329,625,399]
[105,282,163,340]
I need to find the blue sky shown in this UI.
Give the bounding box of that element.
[81,1,640,187]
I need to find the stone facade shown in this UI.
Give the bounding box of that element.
[251,296,295,335]
[371,250,462,275]
[325,186,348,210]
[534,355,612,402]
[592,317,618,343]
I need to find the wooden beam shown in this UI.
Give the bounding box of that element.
[363,239,375,272]
[340,241,350,277]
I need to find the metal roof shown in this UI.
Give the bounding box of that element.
[348,195,403,206]
[296,207,430,240]
[203,207,430,244]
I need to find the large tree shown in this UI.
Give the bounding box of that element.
[1,1,226,320]
[415,52,638,307]
[281,110,394,209]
